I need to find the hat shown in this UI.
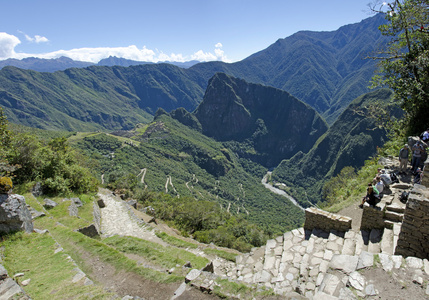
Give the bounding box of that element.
[404,144,408,147]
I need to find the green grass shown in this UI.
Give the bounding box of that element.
[213,278,275,299]
[203,248,237,262]
[104,235,209,270]
[1,232,113,299]
[155,231,198,249]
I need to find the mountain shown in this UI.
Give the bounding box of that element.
[0,56,93,72]
[0,14,387,131]
[97,56,200,68]
[188,13,388,123]
[0,56,200,73]
[0,64,203,130]
[192,73,328,167]
[271,88,401,207]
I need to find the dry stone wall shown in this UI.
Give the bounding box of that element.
[304,207,352,232]
[395,184,429,259]
[360,204,385,230]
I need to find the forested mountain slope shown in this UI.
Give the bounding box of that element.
[271,88,401,206]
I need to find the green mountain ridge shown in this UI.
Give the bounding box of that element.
[0,14,387,131]
[192,73,328,167]
[271,88,401,206]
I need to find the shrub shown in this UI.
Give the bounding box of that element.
[0,176,13,193]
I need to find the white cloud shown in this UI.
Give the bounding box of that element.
[19,31,49,43]
[0,32,21,59]
[0,32,230,64]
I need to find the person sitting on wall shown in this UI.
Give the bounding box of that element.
[359,183,380,208]
[375,176,384,194]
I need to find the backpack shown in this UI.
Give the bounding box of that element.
[390,172,399,184]
[400,191,409,204]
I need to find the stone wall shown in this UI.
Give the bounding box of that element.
[395,185,429,259]
[93,201,101,234]
[304,207,352,232]
[360,204,385,231]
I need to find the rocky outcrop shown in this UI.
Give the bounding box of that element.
[194,73,328,167]
[0,194,33,234]
[0,264,29,299]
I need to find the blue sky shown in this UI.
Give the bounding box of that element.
[0,0,377,63]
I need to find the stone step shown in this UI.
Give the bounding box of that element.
[367,229,383,254]
[384,210,404,223]
[384,220,394,229]
[386,202,405,214]
[380,228,394,255]
[355,230,369,255]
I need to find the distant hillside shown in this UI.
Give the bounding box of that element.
[271,88,400,207]
[0,14,387,128]
[0,56,200,72]
[0,56,93,72]
[0,64,203,131]
[192,73,328,167]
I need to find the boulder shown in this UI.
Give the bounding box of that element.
[0,194,33,234]
[126,199,137,209]
[71,197,83,208]
[43,198,58,209]
[31,182,43,197]
[97,199,105,208]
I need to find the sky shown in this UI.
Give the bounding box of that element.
[0,0,378,64]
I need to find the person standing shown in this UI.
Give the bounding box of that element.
[398,144,409,174]
[411,140,425,174]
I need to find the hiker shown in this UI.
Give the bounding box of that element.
[359,183,380,208]
[421,128,429,143]
[411,140,425,174]
[398,144,409,174]
[375,176,384,194]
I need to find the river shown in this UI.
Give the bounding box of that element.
[261,172,305,211]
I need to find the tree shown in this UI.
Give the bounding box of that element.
[371,0,429,135]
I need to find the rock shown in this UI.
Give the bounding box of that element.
[126,199,137,209]
[406,257,423,269]
[365,284,377,296]
[43,198,58,209]
[71,197,83,207]
[379,253,394,272]
[202,261,214,273]
[0,264,8,280]
[357,251,374,270]
[413,274,423,285]
[97,199,105,208]
[27,205,45,219]
[13,272,24,278]
[34,228,48,234]
[185,269,201,283]
[0,194,33,234]
[68,201,78,217]
[0,277,27,299]
[31,182,43,197]
[330,254,358,274]
[183,261,192,268]
[77,224,99,238]
[348,271,365,291]
[21,278,31,286]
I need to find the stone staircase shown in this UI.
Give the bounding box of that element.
[212,225,402,298]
